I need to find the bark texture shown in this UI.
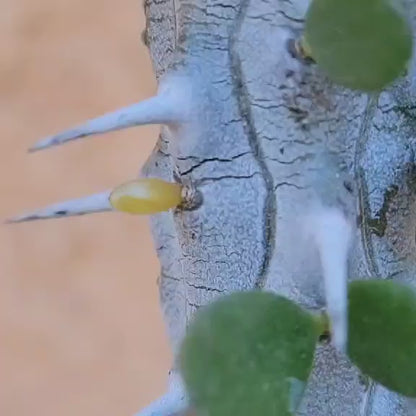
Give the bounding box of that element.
[142,0,416,414]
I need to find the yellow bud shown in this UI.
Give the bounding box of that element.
[109,178,182,215]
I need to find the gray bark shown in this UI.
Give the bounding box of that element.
[141,0,416,414]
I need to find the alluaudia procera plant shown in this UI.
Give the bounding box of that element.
[10,0,416,414]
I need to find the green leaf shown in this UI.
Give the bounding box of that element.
[180,291,320,416]
[348,280,416,397]
[304,0,413,91]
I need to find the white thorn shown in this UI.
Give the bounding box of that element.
[29,85,187,152]
[134,370,189,416]
[6,191,112,223]
[305,206,352,353]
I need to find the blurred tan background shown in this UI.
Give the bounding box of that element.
[0,1,171,415]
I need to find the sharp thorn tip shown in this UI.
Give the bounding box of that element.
[7,191,113,223]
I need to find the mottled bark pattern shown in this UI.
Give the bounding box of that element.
[142,0,416,414]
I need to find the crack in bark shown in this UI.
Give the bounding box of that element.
[228,0,276,290]
[178,151,251,175]
[186,281,225,293]
[274,181,304,191]
[161,272,181,282]
[197,171,261,184]
[265,153,315,165]
[278,10,304,23]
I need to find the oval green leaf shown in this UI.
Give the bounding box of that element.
[180,291,320,416]
[348,280,416,396]
[304,0,413,91]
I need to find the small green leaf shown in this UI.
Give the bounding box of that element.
[180,291,320,416]
[304,0,413,91]
[348,280,416,397]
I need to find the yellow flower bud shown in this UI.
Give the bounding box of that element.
[109,178,182,215]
